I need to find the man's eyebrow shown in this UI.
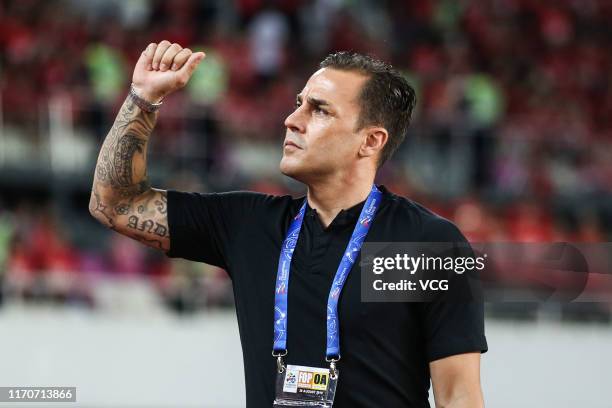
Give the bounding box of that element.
[296,94,333,108]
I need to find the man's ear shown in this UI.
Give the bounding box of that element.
[359,126,388,159]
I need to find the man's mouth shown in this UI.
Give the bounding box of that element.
[284,140,302,149]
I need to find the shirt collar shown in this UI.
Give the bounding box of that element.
[304,184,387,228]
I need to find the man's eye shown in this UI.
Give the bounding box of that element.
[295,101,301,108]
[313,106,328,115]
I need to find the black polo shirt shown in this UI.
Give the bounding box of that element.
[166,185,487,407]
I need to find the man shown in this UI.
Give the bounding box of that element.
[90,41,487,407]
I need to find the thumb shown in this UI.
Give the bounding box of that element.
[135,48,151,72]
[178,52,206,81]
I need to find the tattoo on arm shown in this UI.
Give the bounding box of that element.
[154,194,168,215]
[90,188,115,228]
[90,95,170,252]
[122,190,169,250]
[94,96,156,197]
[90,185,170,251]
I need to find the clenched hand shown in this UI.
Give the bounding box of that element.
[132,41,206,103]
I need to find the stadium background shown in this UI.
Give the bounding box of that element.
[0,0,611,406]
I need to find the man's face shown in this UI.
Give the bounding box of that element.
[280,67,368,182]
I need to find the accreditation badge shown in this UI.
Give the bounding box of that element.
[273,364,338,407]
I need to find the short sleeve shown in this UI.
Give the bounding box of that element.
[165,190,277,271]
[419,216,488,362]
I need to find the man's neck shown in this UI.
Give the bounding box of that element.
[306,174,375,228]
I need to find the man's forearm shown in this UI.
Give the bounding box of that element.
[89,94,157,226]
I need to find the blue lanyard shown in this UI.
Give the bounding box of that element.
[273,185,383,360]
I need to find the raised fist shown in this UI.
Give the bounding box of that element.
[132,41,206,103]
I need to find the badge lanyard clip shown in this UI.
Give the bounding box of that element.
[326,355,340,380]
[273,350,288,373]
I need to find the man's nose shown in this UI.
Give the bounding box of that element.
[284,108,306,134]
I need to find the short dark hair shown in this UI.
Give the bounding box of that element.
[319,51,416,167]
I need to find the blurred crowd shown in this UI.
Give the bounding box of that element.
[1,0,611,313]
[0,204,234,312]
